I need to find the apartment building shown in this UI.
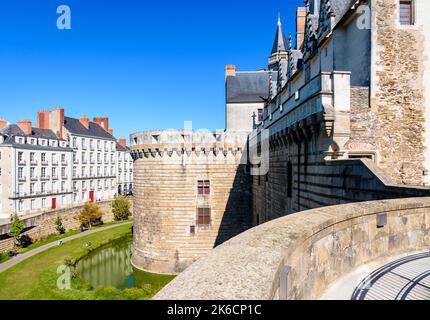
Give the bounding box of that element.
[116,138,133,195]
[0,119,73,220]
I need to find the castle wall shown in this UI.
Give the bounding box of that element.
[131,131,252,274]
[371,0,430,185]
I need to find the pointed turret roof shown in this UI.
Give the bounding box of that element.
[271,15,288,54]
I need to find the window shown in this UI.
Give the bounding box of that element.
[18,152,24,163]
[42,198,46,208]
[30,152,35,163]
[400,1,414,25]
[197,180,210,195]
[73,137,77,148]
[197,208,211,226]
[41,153,46,163]
[41,182,46,193]
[30,183,35,195]
[30,167,35,179]
[41,167,46,178]
[31,199,36,210]
[18,167,24,179]
[257,109,263,122]
[18,200,24,212]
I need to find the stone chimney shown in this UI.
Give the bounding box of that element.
[93,117,109,132]
[0,119,7,129]
[296,7,306,50]
[119,138,127,148]
[80,116,90,129]
[225,65,236,79]
[50,107,64,139]
[18,120,32,135]
[37,110,50,129]
[108,128,113,135]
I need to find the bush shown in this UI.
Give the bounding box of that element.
[78,202,104,228]
[15,234,32,248]
[55,216,65,234]
[112,196,130,221]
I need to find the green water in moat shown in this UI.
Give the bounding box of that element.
[75,235,174,290]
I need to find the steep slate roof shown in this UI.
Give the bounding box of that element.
[332,0,360,27]
[0,124,65,146]
[63,116,115,140]
[271,19,288,54]
[116,142,129,152]
[226,72,271,104]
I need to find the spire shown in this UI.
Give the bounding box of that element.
[271,14,288,54]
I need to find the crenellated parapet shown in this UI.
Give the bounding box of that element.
[130,130,249,160]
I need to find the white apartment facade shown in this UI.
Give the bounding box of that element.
[0,120,73,220]
[116,138,133,195]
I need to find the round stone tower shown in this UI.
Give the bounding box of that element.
[130,130,252,274]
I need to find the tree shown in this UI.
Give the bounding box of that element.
[8,214,24,239]
[78,202,104,228]
[55,216,65,234]
[8,215,31,248]
[112,196,130,221]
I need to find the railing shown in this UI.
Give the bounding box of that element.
[40,175,50,181]
[18,176,26,182]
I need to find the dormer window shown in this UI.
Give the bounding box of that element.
[17,137,24,144]
[400,1,414,25]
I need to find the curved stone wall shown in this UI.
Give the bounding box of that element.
[154,197,430,299]
[131,130,252,274]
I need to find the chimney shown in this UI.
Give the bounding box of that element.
[119,138,126,148]
[93,117,109,132]
[225,65,236,79]
[296,7,306,50]
[50,107,64,139]
[37,110,50,129]
[18,120,32,135]
[108,128,113,135]
[79,116,90,129]
[0,119,7,129]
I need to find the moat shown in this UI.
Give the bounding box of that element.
[75,234,174,291]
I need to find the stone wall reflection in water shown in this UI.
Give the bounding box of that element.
[76,236,135,289]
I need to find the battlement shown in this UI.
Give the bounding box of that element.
[130,130,249,159]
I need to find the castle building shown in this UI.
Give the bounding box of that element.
[131,0,430,275]
[0,118,73,220]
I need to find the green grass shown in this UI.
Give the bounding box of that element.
[0,219,132,265]
[0,223,170,300]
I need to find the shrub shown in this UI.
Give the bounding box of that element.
[8,215,24,239]
[112,196,130,221]
[15,234,32,248]
[55,216,65,234]
[78,202,104,228]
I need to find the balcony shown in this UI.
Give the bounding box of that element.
[61,160,68,166]
[30,160,38,165]
[18,176,26,182]
[52,160,59,166]
[82,159,87,164]
[61,175,68,180]
[73,159,79,164]
[52,175,59,180]
[18,160,26,165]
[40,175,51,181]
[41,160,48,166]
[82,145,87,150]
[30,176,38,181]
[90,160,95,164]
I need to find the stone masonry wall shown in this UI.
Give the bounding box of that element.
[373,0,426,185]
[132,150,252,274]
[154,197,430,300]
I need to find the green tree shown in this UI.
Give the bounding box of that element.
[8,215,24,239]
[78,202,104,228]
[55,216,65,234]
[112,196,130,221]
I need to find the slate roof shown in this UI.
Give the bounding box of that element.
[63,116,115,140]
[332,0,360,27]
[271,20,288,54]
[0,124,66,147]
[116,142,129,152]
[226,72,273,104]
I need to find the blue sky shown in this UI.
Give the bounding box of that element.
[0,0,303,139]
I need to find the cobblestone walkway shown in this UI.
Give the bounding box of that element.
[352,252,430,300]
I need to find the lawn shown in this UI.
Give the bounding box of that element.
[0,223,172,300]
[0,219,131,264]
